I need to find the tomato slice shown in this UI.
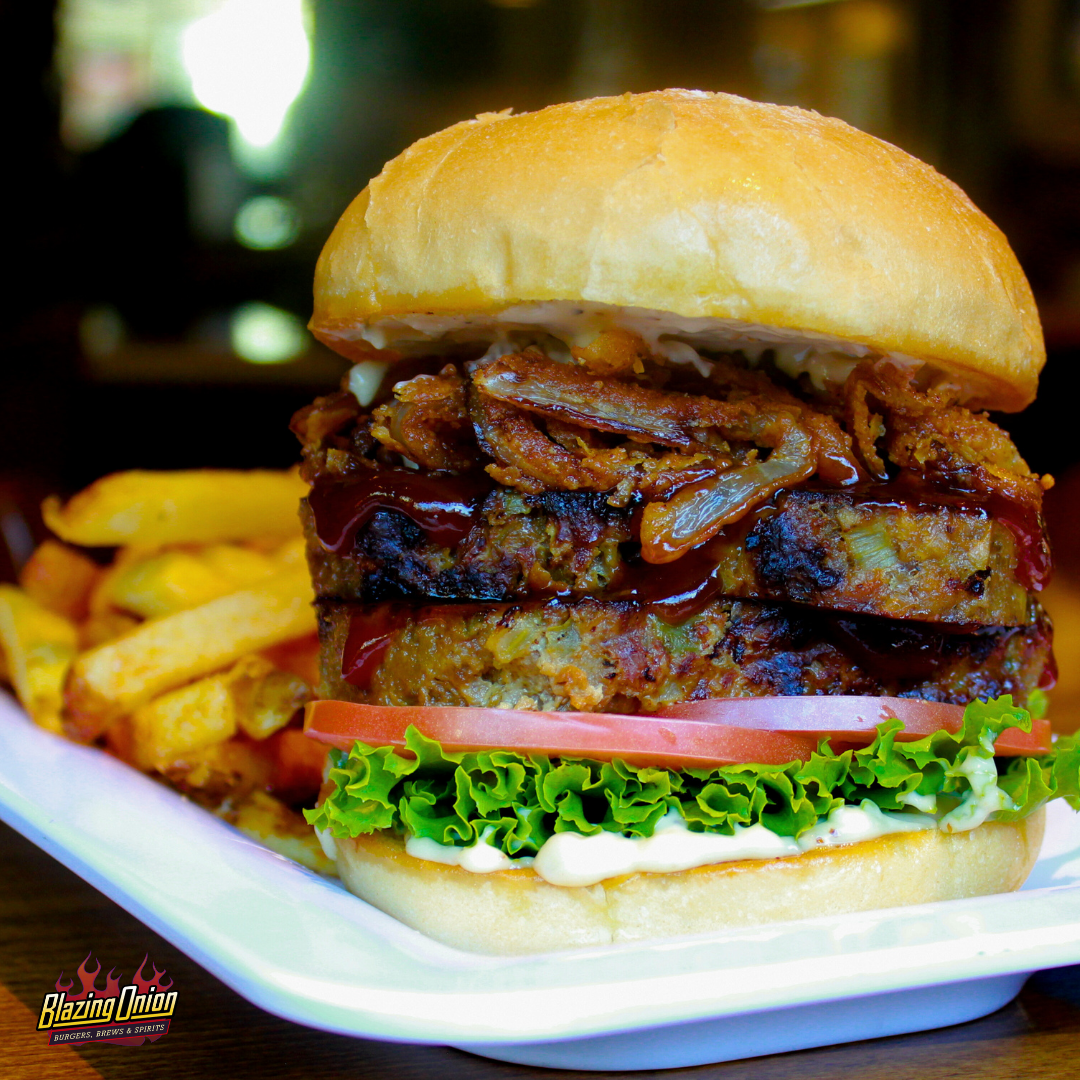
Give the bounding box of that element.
[304,695,1051,768]
[662,697,1051,755]
[305,700,818,769]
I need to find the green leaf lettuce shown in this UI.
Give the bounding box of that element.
[306,696,1080,857]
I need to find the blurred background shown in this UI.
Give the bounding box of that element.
[3,0,1080,726]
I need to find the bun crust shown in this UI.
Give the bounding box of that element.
[312,90,1043,411]
[335,810,1045,955]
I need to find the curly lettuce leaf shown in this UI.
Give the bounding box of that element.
[305,696,1080,856]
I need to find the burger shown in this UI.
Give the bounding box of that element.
[293,90,1079,954]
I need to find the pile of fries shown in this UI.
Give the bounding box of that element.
[0,469,334,874]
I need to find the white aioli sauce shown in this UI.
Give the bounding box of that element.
[405,831,532,874]
[347,360,390,406]
[337,300,979,402]
[401,801,940,888]
[939,754,1015,833]
[315,826,338,861]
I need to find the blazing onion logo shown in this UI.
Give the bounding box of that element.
[37,952,177,1046]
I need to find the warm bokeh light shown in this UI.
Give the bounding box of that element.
[230,302,307,364]
[182,0,311,149]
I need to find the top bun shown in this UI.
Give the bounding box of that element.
[311,90,1044,412]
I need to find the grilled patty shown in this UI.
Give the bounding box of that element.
[303,484,1031,627]
[316,597,1051,714]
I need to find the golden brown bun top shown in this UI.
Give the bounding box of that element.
[312,90,1044,411]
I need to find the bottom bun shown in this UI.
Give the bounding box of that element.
[335,810,1046,955]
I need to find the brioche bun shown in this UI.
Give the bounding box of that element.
[311,89,1043,411]
[335,810,1045,955]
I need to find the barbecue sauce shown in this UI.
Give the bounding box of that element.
[341,605,413,690]
[309,471,494,553]
[611,538,729,623]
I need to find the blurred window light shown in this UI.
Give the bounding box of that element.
[230,302,307,364]
[753,42,808,99]
[234,195,301,250]
[182,0,311,149]
[57,0,213,151]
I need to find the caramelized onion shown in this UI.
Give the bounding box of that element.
[474,352,745,451]
[471,392,724,502]
[473,353,818,546]
[640,411,816,562]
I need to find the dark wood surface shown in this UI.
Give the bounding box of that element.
[1,821,1079,1079]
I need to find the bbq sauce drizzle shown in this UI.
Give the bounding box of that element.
[308,470,494,553]
[310,471,1051,691]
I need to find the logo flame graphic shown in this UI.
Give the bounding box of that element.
[132,954,172,995]
[54,953,123,1001]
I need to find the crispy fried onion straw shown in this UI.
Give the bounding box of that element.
[472,353,817,562]
[844,361,1049,507]
[371,365,476,471]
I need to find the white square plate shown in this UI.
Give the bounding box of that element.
[2,692,1079,1072]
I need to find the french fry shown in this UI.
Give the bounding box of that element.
[130,669,241,770]
[86,548,144,617]
[271,727,329,803]
[18,540,101,622]
[42,469,306,547]
[65,566,316,738]
[232,662,311,741]
[195,544,281,589]
[128,653,310,768]
[108,550,236,620]
[262,633,320,687]
[11,464,331,875]
[0,585,78,733]
[269,536,307,570]
[79,611,140,650]
[161,739,274,802]
[230,790,336,875]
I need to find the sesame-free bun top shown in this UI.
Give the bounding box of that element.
[312,90,1044,412]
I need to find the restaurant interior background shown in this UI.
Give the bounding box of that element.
[4,0,1080,727]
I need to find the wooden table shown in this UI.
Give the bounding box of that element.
[1,821,1078,1079]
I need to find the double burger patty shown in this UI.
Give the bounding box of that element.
[295,353,1052,715]
[317,598,1051,713]
[303,485,1030,627]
